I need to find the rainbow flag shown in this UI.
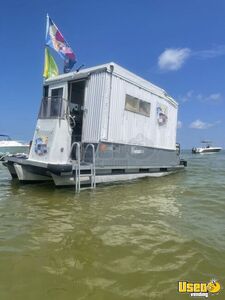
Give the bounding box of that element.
[43,48,59,79]
[45,14,76,73]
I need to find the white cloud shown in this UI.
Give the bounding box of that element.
[158,48,191,71]
[189,119,221,129]
[180,90,194,103]
[179,91,223,103]
[177,120,182,129]
[194,45,225,59]
[196,94,203,101]
[158,45,225,72]
[205,93,222,102]
[189,120,212,129]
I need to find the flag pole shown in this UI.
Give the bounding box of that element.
[45,14,49,42]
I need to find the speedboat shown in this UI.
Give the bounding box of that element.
[192,141,222,154]
[0,135,29,158]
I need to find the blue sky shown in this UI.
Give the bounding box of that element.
[1,0,225,148]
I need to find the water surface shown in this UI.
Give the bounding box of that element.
[0,151,225,299]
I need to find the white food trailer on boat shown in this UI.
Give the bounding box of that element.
[4,62,186,190]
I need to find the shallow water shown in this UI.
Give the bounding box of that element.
[0,151,225,299]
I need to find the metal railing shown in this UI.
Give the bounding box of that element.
[70,142,81,192]
[70,142,96,192]
[38,97,67,119]
[83,143,96,189]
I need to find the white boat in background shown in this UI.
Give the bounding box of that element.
[0,135,29,158]
[192,141,222,154]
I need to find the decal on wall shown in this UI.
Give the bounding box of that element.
[34,136,48,156]
[157,104,168,126]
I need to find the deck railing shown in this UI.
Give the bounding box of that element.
[38,97,68,119]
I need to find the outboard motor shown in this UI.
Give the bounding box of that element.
[192,147,196,153]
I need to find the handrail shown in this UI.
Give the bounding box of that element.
[70,142,96,191]
[70,142,81,192]
[70,142,80,160]
[83,144,95,164]
[83,143,96,188]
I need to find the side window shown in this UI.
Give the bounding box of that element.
[38,86,65,119]
[41,86,49,117]
[139,100,150,117]
[125,94,150,117]
[43,85,49,97]
[125,95,139,113]
[41,98,49,117]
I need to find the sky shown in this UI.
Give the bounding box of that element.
[1,0,225,149]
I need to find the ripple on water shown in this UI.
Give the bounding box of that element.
[0,153,225,300]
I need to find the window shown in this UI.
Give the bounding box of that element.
[125,94,150,117]
[50,97,61,117]
[43,85,49,97]
[50,88,63,117]
[125,95,139,113]
[40,98,48,117]
[139,100,150,117]
[39,87,66,119]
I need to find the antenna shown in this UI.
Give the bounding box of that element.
[76,64,85,73]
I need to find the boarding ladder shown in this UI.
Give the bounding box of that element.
[70,142,96,193]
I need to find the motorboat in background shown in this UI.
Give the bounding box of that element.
[0,135,29,159]
[192,141,222,154]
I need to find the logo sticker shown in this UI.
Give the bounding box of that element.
[34,136,48,156]
[178,279,221,298]
[157,104,168,126]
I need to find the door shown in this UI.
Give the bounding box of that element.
[68,80,86,143]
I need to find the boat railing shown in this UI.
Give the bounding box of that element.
[70,142,96,192]
[38,97,68,119]
[83,143,96,189]
[0,135,11,141]
[70,142,81,192]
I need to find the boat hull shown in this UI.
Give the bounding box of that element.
[3,156,185,187]
[13,163,51,182]
[51,170,179,186]
[192,147,222,154]
[3,143,187,188]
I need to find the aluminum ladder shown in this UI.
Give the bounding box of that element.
[70,142,96,193]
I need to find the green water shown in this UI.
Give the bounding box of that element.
[0,151,225,300]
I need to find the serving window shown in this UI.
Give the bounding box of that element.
[125,94,150,117]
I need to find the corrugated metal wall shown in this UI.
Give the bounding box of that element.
[82,68,177,150]
[82,71,108,143]
[106,73,177,150]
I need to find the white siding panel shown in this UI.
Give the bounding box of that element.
[107,74,177,150]
[82,72,108,143]
[107,76,125,143]
[155,99,177,149]
[100,72,112,140]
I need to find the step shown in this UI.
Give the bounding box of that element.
[80,173,92,177]
[79,186,95,191]
[72,165,93,171]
